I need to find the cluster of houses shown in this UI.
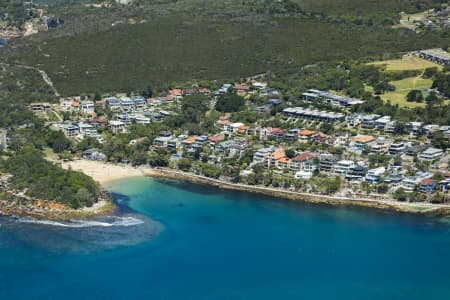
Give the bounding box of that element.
[145,110,450,194]
[250,143,450,192]
[26,78,450,197]
[414,7,450,30]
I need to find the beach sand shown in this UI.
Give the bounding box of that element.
[60,160,158,187]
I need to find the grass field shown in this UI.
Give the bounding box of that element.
[380,76,433,107]
[369,54,442,71]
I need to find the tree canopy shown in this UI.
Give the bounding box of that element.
[215,93,245,112]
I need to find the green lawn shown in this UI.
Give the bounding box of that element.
[369,55,442,71]
[380,76,433,108]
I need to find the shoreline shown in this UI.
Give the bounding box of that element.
[0,191,116,221]
[145,168,450,216]
[4,159,450,220]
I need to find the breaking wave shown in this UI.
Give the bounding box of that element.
[17,216,145,228]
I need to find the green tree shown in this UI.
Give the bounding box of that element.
[394,188,407,202]
[406,90,423,102]
[177,158,192,171]
[215,93,245,112]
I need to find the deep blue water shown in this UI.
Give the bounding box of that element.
[1,177,450,299]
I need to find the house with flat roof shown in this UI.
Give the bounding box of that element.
[109,120,126,134]
[419,147,444,161]
[153,136,172,148]
[105,97,121,109]
[319,154,339,172]
[334,160,355,175]
[388,142,406,156]
[282,107,345,123]
[60,124,79,137]
[83,148,106,161]
[361,114,380,128]
[365,167,386,184]
[253,147,276,164]
[120,97,134,112]
[29,102,52,112]
[79,101,94,114]
[401,171,433,191]
[301,89,364,108]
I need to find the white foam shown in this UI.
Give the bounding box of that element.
[17,216,144,228]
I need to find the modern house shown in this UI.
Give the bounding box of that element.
[109,120,126,134]
[29,102,52,112]
[365,167,386,184]
[388,142,406,156]
[60,124,79,137]
[345,166,367,181]
[334,160,355,175]
[253,147,276,164]
[418,147,444,161]
[319,154,339,172]
[83,148,106,161]
[419,178,437,194]
[153,136,173,148]
[120,97,134,112]
[282,107,345,123]
[290,152,318,172]
[105,97,121,109]
[354,135,376,150]
[80,101,95,114]
[361,114,380,128]
[401,172,433,191]
[301,89,364,108]
[132,96,147,110]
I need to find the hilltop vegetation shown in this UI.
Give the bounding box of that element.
[2,0,449,95]
[0,64,100,209]
[2,148,100,208]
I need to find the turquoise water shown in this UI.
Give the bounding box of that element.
[1,177,450,299]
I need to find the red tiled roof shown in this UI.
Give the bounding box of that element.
[218,120,231,125]
[183,135,197,143]
[168,89,182,96]
[270,128,286,135]
[421,178,436,185]
[268,147,286,160]
[354,135,375,143]
[208,135,225,142]
[234,84,249,91]
[299,129,314,136]
[291,152,317,162]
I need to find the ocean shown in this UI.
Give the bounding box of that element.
[1,177,450,299]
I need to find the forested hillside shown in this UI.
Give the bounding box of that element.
[0,64,100,209]
[1,0,448,95]
[2,148,100,208]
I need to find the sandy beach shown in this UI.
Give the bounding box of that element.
[59,159,159,186]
